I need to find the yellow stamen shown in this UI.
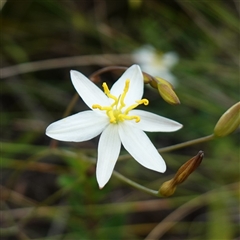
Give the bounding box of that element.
[124,99,149,115]
[119,114,140,123]
[102,82,118,102]
[119,79,130,109]
[92,80,149,124]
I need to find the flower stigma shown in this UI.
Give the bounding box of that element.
[92,79,149,124]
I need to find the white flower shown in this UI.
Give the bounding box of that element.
[132,45,179,86]
[46,65,182,188]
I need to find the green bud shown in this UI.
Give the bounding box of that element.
[214,102,240,137]
[142,72,153,84]
[155,77,180,105]
[149,78,158,89]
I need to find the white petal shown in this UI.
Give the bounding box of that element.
[46,110,108,142]
[118,122,166,173]
[162,52,179,68]
[132,45,156,65]
[130,110,183,132]
[70,70,110,109]
[96,124,121,188]
[110,65,143,106]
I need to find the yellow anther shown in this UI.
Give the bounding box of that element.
[119,79,130,109]
[92,104,102,110]
[92,80,149,124]
[123,79,130,93]
[93,104,112,112]
[102,82,118,102]
[130,116,140,123]
[102,82,110,95]
[137,99,149,105]
[124,99,149,115]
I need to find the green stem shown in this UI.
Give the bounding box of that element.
[50,150,159,197]
[48,135,215,197]
[158,134,215,153]
[112,170,160,197]
[118,134,215,161]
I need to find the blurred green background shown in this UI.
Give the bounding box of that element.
[1,0,239,239]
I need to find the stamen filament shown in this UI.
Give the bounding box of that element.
[107,109,117,123]
[119,79,130,109]
[92,104,112,111]
[124,98,149,114]
[119,114,140,122]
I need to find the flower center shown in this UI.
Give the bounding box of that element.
[92,79,149,124]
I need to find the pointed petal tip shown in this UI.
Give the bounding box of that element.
[45,129,50,136]
[96,173,110,190]
[154,160,167,173]
[70,70,78,81]
[131,63,141,69]
[97,180,106,189]
[45,124,53,136]
[161,164,167,173]
[96,124,121,190]
[125,64,141,74]
[143,158,167,174]
[70,70,80,78]
[168,122,183,132]
[131,64,142,73]
[70,70,86,80]
[167,122,183,132]
[178,123,183,130]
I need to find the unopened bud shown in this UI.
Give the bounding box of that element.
[144,74,180,105]
[142,72,155,84]
[214,102,240,137]
[159,151,204,197]
[156,78,180,105]
[149,77,158,89]
[159,179,176,197]
[174,150,204,184]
